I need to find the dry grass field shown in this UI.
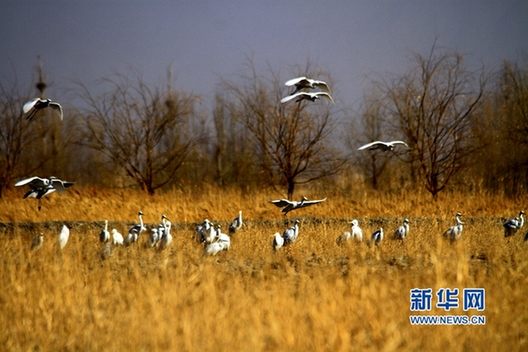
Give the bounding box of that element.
[1,186,527,351]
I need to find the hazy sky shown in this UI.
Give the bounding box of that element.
[1,1,527,111]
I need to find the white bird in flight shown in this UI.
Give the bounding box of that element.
[393,219,410,239]
[503,210,524,237]
[15,176,75,211]
[443,212,464,241]
[285,76,331,95]
[23,98,63,121]
[358,140,410,151]
[270,196,327,215]
[281,91,334,104]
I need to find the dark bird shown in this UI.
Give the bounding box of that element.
[358,140,409,151]
[23,98,63,121]
[270,196,327,215]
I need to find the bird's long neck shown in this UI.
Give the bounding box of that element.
[519,213,524,228]
[105,220,108,232]
[139,214,143,229]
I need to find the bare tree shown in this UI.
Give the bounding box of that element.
[485,59,528,195]
[222,60,346,199]
[375,45,488,197]
[77,69,203,195]
[350,89,403,190]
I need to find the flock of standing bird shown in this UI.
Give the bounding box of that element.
[17,77,527,255]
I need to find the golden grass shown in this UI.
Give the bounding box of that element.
[1,187,527,351]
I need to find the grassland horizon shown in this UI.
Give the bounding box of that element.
[1,186,527,351]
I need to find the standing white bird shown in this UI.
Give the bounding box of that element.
[202,223,217,245]
[285,76,331,95]
[23,98,63,121]
[358,140,410,151]
[229,210,243,234]
[393,219,410,239]
[58,225,70,250]
[503,211,525,237]
[443,213,464,241]
[196,219,213,243]
[281,91,334,104]
[270,196,327,215]
[204,241,225,256]
[159,218,173,250]
[272,232,285,251]
[215,225,231,251]
[100,220,110,243]
[147,228,160,247]
[282,220,300,245]
[128,211,146,238]
[111,229,124,245]
[337,219,363,244]
[371,228,384,245]
[31,233,44,252]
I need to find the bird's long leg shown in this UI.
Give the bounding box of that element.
[38,199,42,211]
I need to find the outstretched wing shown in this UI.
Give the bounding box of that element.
[50,178,66,193]
[315,92,334,103]
[313,80,331,94]
[390,140,410,149]
[281,92,310,103]
[270,199,293,208]
[297,197,327,208]
[285,76,308,87]
[22,98,40,114]
[49,102,63,120]
[15,176,47,188]
[358,141,385,151]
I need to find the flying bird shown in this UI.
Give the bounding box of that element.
[371,228,384,245]
[23,98,63,121]
[503,210,524,237]
[270,196,327,215]
[285,76,331,95]
[229,210,243,234]
[58,225,70,250]
[443,212,464,241]
[15,176,75,211]
[358,140,410,152]
[31,233,44,252]
[393,219,410,240]
[281,91,334,104]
